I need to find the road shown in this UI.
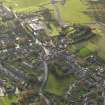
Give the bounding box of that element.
[32,28,50,104]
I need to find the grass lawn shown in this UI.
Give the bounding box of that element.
[77,42,97,58]
[78,47,92,58]
[49,23,59,36]
[44,73,76,96]
[0,95,18,105]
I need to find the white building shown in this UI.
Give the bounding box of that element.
[0,87,5,96]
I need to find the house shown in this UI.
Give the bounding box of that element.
[0,87,5,96]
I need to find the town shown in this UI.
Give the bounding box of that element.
[0,0,105,105]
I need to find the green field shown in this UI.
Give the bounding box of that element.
[0,95,18,105]
[4,0,49,12]
[44,73,76,96]
[91,30,105,60]
[58,0,92,23]
[2,0,93,23]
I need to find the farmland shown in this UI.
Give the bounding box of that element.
[2,0,92,23]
